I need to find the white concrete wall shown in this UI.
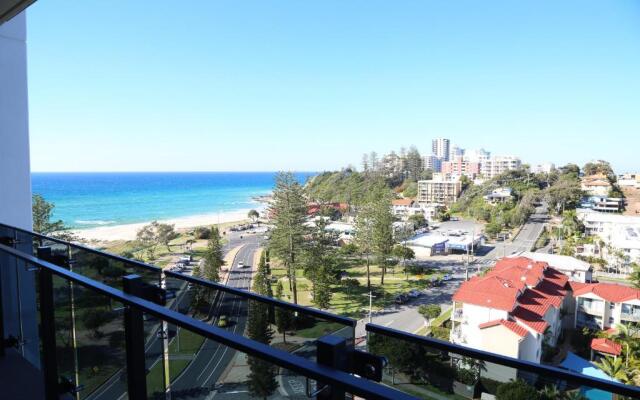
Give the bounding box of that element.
[459,303,509,348]
[0,12,31,229]
[518,333,541,363]
[0,12,38,367]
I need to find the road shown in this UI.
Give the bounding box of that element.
[88,230,264,400]
[169,240,260,398]
[355,205,550,338]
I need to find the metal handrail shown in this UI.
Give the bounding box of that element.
[366,324,640,398]
[0,222,159,272]
[0,222,355,327]
[166,270,355,327]
[0,242,411,400]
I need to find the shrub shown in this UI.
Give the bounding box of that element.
[194,226,211,239]
[419,304,441,321]
[496,380,540,400]
[430,326,450,341]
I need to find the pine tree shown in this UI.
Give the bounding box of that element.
[203,226,224,282]
[269,172,307,304]
[247,260,278,399]
[302,219,338,309]
[274,281,293,343]
[371,189,394,285]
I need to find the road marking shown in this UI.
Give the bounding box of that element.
[383,320,394,327]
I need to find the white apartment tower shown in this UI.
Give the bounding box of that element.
[432,138,450,161]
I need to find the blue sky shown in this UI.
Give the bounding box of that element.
[27,1,640,173]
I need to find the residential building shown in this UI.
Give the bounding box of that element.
[422,154,442,172]
[391,198,421,218]
[441,158,480,178]
[571,282,640,331]
[417,177,461,205]
[531,163,555,174]
[450,257,570,378]
[463,148,491,164]
[580,195,624,213]
[581,174,612,196]
[577,209,640,267]
[448,144,464,162]
[618,173,640,188]
[509,251,593,283]
[432,138,450,161]
[480,156,522,179]
[483,187,513,204]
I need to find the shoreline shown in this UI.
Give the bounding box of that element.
[73,206,266,242]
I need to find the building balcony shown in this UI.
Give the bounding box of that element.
[621,311,640,322]
[1,222,640,400]
[578,304,604,316]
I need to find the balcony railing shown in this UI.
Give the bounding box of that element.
[578,303,604,315]
[621,311,640,322]
[2,223,640,399]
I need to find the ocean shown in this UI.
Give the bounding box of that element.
[31,172,315,228]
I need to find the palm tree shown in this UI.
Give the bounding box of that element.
[563,391,588,400]
[594,356,629,383]
[608,323,639,368]
[539,385,562,400]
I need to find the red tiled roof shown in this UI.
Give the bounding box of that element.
[591,338,622,356]
[392,198,415,206]
[479,319,528,338]
[453,276,522,311]
[489,257,548,287]
[512,306,549,334]
[454,257,571,335]
[572,282,640,303]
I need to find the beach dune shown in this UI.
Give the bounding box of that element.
[73,208,261,242]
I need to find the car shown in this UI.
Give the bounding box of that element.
[217,315,228,328]
[394,294,409,304]
[442,274,452,281]
[238,261,244,268]
[408,289,421,298]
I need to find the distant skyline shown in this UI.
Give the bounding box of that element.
[27,1,640,173]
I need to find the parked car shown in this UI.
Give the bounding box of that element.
[442,274,452,281]
[217,315,228,328]
[408,289,421,298]
[394,294,409,304]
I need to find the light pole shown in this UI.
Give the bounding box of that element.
[363,291,376,324]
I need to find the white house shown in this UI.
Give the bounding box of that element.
[510,252,593,283]
[451,257,569,381]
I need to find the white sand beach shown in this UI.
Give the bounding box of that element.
[73,208,264,242]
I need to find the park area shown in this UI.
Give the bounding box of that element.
[270,256,444,319]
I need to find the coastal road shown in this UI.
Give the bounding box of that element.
[169,240,261,397]
[88,232,264,400]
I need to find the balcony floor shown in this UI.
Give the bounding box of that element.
[0,349,44,399]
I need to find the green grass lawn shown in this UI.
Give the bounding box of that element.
[169,327,206,355]
[271,257,442,319]
[146,358,191,395]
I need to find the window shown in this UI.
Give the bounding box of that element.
[609,317,615,325]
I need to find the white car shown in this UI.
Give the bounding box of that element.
[442,274,452,281]
[408,289,421,298]
[238,261,244,268]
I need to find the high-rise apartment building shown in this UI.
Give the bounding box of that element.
[422,154,442,172]
[431,138,450,161]
[464,148,491,164]
[481,155,522,178]
[417,176,462,205]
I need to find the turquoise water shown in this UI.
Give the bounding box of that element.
[31,172,314,228]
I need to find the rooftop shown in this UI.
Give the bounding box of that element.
[591,338,622,356]
[571,282,640,303]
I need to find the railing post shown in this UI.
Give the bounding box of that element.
[316,335,348,400]
[123,275,148,400]
[39,267,59,400]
